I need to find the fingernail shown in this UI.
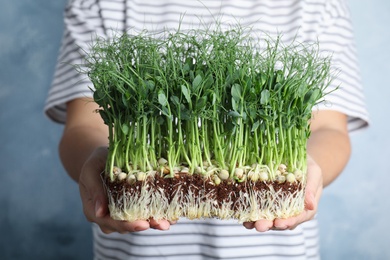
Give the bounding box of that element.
[161,223,170,230]
[134,226,144,232]
[274,225,287,230]
[95,200,101,217]
[306,193,315,210]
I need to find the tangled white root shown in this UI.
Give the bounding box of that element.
[106,179,305,222]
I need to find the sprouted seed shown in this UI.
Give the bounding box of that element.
[82,22,334,221]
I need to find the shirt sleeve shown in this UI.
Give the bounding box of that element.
[44,0,106,124]
[312,0,369,132]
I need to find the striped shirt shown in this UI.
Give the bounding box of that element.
[93,218,320,260]
[45,0,369,259]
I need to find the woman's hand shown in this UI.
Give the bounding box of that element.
[79,146,174,234]
[243,155,323,232]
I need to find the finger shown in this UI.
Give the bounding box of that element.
[305,156,323,211]
[97,217,151,234]
[79,153,109,221]
[92,208,150,233]
[79,180,99,222]
[92,199,151,233]
[94,198,107,218]
[80,170,152,233]
[168,220,177,225]
[149,218,171,230]
[273,214,304,230]
[253,219,273,232]
[273,206,316,230]
[79,172,108,222]
[304,190,316,211]
[303,175,322,213]
[243,222,255,229]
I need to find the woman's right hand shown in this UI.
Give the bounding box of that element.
[79,146,173,233]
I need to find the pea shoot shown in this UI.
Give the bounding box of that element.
[83,24,333,222]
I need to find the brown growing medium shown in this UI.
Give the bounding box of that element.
[102,172,304,221]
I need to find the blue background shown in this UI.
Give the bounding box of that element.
[0,1,389,259]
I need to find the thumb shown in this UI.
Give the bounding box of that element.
[79,172,109,222]
[304,155,323,211]
[304,190,316,211]
[94,194,108,218]
[92,172,109,218]
[79,147,109,221]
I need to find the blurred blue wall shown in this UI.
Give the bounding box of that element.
[0,0,92,259]
[318,1,390,260]
[0,1,388,259]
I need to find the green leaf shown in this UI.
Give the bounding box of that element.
[225,74,233,86]
[170,95,180,107]
[121,123,129,135]
[121,93,130,108]
[211,92,218,105]
[98,110,110,125]
[304,88,321,104]
[145,80,155,91]
[248,107,257,119]
[156,116,164,125]
[242,111,247,121]
[260,90,270,105]
[274,83,282,91]
[183,64,190,73]
[204,74,214,88]
[228,111,241,118]
[259,73,267,87]
[161,106,170,117]
[195,96,207,111]
[251,120,261,132]
[297,82,307,97]
[185,57,194,69]
[231,98,237,111]
[180,105,191,120]
[245,77,252,89]
[276,70,284,83]
[181,84,191,104]
[192,74,202,91]
[93,90,103,101]
[158,91,168,107]
[231,83,241,102]
[93,90,107,107]
[155,76,166,86]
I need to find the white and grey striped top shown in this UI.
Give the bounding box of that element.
[92,218,320,260]
[45,0,369,259]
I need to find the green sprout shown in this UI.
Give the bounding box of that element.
[82,24,334,221]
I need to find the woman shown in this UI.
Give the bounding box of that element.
[45,1,368,259]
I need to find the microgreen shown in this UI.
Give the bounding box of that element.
[84,24,333,184]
